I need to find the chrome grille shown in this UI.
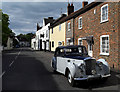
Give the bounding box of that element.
[85,59,96,75]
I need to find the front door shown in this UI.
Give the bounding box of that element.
[40,39,42,51]
[88,43,93,57]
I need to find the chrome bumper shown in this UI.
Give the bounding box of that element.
[74,74,111,81]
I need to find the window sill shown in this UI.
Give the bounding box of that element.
[100,19,108,24]
[78,27,82,30]
[100,53,109,56]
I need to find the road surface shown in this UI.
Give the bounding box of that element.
[1,47,120,91]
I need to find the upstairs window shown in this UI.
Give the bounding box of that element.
[46,30,48,38]
[59,24,61,31]
[100,35,109,55]
[101,4,108,23]
[52,28,53,34]
[68,22,71,31]
[78,17,82,29]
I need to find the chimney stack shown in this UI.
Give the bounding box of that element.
[48,17,53,19]
[67,3,74,15]
[82,1,88,8]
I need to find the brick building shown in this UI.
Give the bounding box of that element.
[73,2,120,71]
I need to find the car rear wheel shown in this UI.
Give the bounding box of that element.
[67,71,75,86]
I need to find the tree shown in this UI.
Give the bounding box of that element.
[2,11,14,46]
[17,33,35,47]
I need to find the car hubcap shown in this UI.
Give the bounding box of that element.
[68,72,72,83]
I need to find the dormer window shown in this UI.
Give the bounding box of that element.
[101,4,108,23]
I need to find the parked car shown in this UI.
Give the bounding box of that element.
[51,45,110,86]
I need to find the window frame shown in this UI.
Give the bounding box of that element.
[78,38,83,45]
[101,4,108,23]
[59,24,61,31]
[52,41,54,48]
[78,17,82,29]
[100,35,109,55]
[68,22,71,31]
[52,28,53,34]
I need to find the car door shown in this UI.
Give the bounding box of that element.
[56,49,67,74]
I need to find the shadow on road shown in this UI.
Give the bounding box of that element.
[2,48,120,91]
[2,48,59,90]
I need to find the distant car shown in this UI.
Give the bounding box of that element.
[51,45,110,86]
[15,45,20,48]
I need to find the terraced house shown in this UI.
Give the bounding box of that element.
[65,1,120,70]
[49,14,67,52]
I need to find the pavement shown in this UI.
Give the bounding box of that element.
[1,47,120,92]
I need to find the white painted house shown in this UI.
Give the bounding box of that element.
[32,17,55,51]
[31,37,36,50]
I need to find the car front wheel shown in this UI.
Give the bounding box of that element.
[67,71,75,86]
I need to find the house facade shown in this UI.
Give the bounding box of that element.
[73,2,120,70]
[31,37,36,50]
[50,14,67,52]
[7,37,13,50]
[35,17,54,51]
[66,3,74,46]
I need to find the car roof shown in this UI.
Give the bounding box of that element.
[56,45,85,49]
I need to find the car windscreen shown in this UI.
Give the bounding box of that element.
[64,47,88,56]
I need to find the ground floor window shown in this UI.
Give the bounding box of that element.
[78,38,83,45]
[52,41,54,48]
[100,35,109,55]
[66,38,73,45]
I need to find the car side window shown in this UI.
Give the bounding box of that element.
[55,48,64,57]
[59,49,64,57]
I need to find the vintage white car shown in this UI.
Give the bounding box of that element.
[51,45,111,86]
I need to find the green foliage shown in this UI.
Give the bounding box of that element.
[2,11,13,46]
[17,33,35,46]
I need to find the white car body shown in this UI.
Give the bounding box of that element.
[51,45,111,86]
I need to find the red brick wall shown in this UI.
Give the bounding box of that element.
[118,2,120,71]
[74,2,119,70]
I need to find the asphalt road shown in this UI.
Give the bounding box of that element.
[1,47,120,91]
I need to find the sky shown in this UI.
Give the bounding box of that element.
[2,0,94,35]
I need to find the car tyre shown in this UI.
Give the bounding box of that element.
[67,70,75,87]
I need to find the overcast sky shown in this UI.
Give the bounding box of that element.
[2,1,94,35]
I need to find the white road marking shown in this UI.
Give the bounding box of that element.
[15,56,18,60]
[18,51,21,55]
[0,71,6,78]
[116,75,120,78]
[9,60,14,67]
[0,49,22,78]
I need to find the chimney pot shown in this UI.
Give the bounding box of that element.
[67,3,74,15]
[82,1,88,7]
[48,17,53,19]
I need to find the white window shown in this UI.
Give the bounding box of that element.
[100,35,109,55]
[78,17,82,29]
[46,30,48,38]
[68,22,71,31]
[101,4,108,23]
[59,24,61,31]
[78,38,83,45]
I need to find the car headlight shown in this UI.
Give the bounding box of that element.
[91,69,96,75]
[78,63,85,72]
[97,61,103,70]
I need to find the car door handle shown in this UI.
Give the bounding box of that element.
[67,60,70,62]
